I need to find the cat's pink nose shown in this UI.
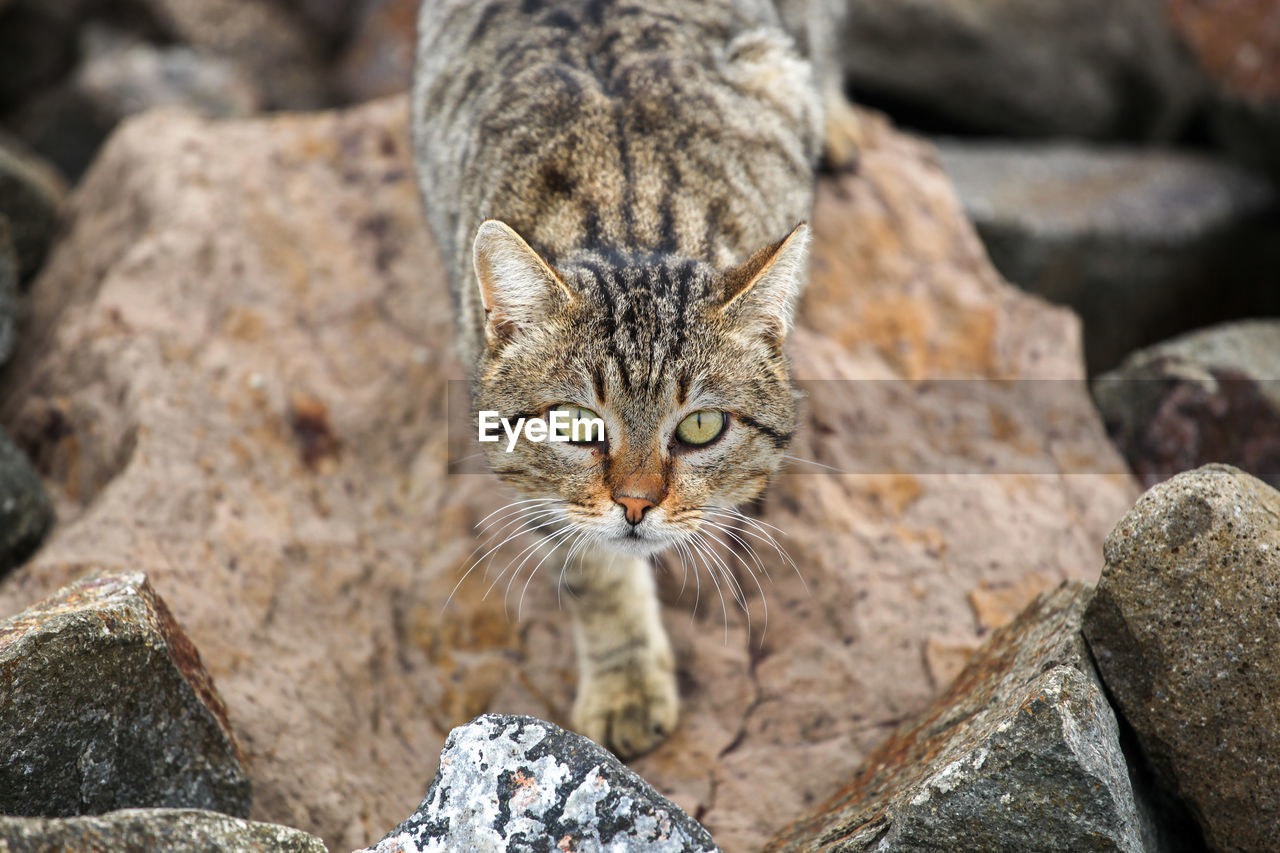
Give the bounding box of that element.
[617,496,655,525]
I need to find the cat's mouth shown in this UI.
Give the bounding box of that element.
[602,522,677,558]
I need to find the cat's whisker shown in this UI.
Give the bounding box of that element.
[451,505,565,601]
[687,535,729,644]
[519,526,587,622]
[475,498,561,535]
[474,496,558,529]
[479,505,564,551]
[482,522,569,604]
[703,506,790,538]
[702,507,806,592]
[694,530,765,644]
[781,454,848,474]
[556,529,597,611]
[508,525,577,615]
[692,529,748,614]
[672,543,691,602]
[444,512,548,612]
[694,532,750,642]
[494,524,575,615]
[453,501,563,581]
[699,509,788,558]
[695,520,771,640]
[674,540,701,624]
[697,517,774,586]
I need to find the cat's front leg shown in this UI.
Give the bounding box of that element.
[563,548,678,759]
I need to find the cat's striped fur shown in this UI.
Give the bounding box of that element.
[413,0,853,758]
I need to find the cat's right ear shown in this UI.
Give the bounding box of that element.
[473,220,575,344]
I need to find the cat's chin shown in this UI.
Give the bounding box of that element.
[597,532,676,559]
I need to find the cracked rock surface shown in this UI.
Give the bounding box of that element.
[0,99,1133,851]
[766,582,1144,853]
[0,570,251,817]
[361,714,718,853]
[1085,464,1280,852]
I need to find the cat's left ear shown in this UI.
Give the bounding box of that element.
[718,223,809,344]
[473,220,575,344]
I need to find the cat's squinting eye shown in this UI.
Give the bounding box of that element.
[675,410,726,447]
[549,404,605,444]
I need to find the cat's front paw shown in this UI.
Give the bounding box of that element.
[572,645,679,760]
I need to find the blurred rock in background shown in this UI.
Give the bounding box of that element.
[0,0,348,182]
[841,0,1201,139]
[1171,0,1280,183]
[333,0,418,104]
[10,24,261,181]
[0,132,66,282]
[936,141,1280,374]
[1094,320,1280,488]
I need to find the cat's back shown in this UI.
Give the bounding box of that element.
[413,0,822,279]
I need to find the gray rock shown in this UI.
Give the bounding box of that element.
[0,216,16,365]
[75,25,261,120]
[0,133,66,281]
[843,0,1198,139]
[1093,321,1280,488]
[1117,719,1209,853]
[765,582,1145,853]
[137,0,328,110]
[936,141,1280,373]
[11,25,262,181]
[1084,465,1280,852]
[361,714,720,853]
[0,808,328,852]
[0,426,53,575]
[0,570,251,817]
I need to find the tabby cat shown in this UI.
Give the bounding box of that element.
[412,0,856,758]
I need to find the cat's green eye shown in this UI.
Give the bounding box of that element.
[549,404,605,444]
[675,410,726,447]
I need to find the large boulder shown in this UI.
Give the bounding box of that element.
[1093,321,1280,488]
[361,715,718,853]
[0,808,327,852]
[0,99,1134,851]
[764,582,1146,853]
[935,140,1280,373]
[1084,465,1280,852]
[842,0,1199,139]
[0,570,251,818]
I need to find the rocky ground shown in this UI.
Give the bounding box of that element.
[0,1,1277,852]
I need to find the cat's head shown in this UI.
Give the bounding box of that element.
[470,219,807,557]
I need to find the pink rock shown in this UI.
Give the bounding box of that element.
[0,98,1135,851]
